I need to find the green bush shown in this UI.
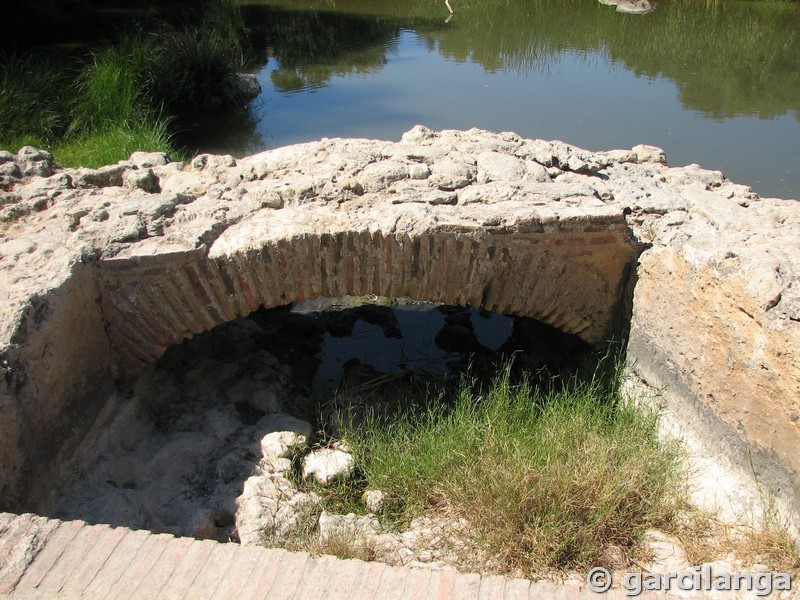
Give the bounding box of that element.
[149,26,249,112]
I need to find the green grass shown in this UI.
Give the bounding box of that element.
[1,24,249,168]
[313,360,685,575]
[0,53,71,146]
[67,37,156,136]
[49,37,177,168]
[53,123,174,169]
[0,40,175,167]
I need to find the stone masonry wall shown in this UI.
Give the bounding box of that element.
[0,127,797,534]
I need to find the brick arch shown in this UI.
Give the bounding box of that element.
[98,221,636,378]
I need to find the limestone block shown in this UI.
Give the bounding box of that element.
[302,448,355,485]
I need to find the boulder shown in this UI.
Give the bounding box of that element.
[256,413,313,459]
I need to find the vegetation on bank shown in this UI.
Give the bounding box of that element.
[0,25,251,168]
[296,359,686,574]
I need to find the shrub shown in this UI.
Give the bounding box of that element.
[148,25,249,112]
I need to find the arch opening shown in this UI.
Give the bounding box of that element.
[43,294,602,545]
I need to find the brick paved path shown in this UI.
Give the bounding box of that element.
[0,512,665,599]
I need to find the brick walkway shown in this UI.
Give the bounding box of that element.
[0,512,661,599]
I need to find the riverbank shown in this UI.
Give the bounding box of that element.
[0,27,258,168]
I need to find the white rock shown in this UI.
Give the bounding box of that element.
[318,510,381,540]
[362,489,386,513]
[641,529,691,573]
[260,455,292,474]
[476,151,528,183]
[123,168,159,193]
[255,413,313,459]
[612,0,654,14]
[302,448,355,485]
[260,430,307,459]
[234,473,320,545]
[129,151,170,168]
[429,156,476,190]
[632,143,667,164]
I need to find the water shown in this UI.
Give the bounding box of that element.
[179,0,800,200]
[290,299,514,397]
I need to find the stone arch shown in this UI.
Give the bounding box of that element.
[98,220,637,378]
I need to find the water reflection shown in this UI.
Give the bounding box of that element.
[240,0,800,122]
[242,8,402,94]
[221,0,799,197]
[11,0,794,196]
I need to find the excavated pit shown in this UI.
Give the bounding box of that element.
[42,299,597,547]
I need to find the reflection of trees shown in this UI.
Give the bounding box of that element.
[239,7,404,93]
[599,0,800,121]
[421,0,800,121]
[247,0,800,121]
[173,106,264,157]
[9,0,797,122]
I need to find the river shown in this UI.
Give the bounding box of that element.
[175,0,800,200]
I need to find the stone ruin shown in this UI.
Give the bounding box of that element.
[0,126,798,541]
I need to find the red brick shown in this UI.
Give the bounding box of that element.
[236,547,290,600]
[291,554,342,598]
[529,580,557,599]
[0,515,58,594]
[478,574,506,600]
[209,544,266,600]
[402,567,433,600]
[0,512,17,535]
[38,523,111,594]
[128,535,194,600]
[15,519,85,591]
[184,541,239,598]
[504,578,531,600]
[256,549,309,600]
[344,558,386,600]
[373,564,412,600]
[428,569,457,600]
[157,539,217,600]
[97,531,170,599]
[452,572,481,600]
[59,525,128,596]
[314,557,364,600]
[81,528,150,598]
[0,514,38,566]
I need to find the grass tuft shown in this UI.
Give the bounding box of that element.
[0,53,70,145]
[67,36,156,136]
[320,360,687,575]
